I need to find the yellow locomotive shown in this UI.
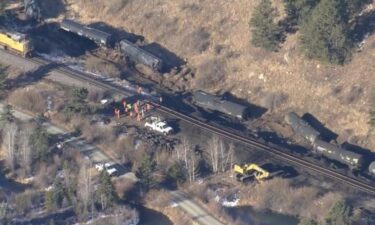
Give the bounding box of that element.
[0,30,33,57]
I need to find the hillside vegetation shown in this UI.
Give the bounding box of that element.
[65,0,375,148]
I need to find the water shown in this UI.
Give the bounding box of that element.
[226,206,299,225]
[138,207,173,225]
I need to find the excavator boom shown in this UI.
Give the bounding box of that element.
[233,163,270,182]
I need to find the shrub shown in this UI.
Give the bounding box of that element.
[299,0,352,64]
[250,0,282,51]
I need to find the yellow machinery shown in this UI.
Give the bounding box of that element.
[234,163,270,182]
[0,30,33,57]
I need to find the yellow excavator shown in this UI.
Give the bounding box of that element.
[234,163,270,182]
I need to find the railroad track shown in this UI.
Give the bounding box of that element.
[5,50,375,195]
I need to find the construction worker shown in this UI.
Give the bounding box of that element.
[137,87,143,94]
[126,103,132,112]
[146,103,152,112]
[122,100,127,111]
[141,108,145,118]
[136,113,141,122]
[114,108,120,120]
[134,103,139,115]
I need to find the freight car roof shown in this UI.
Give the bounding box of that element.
[193,91,248,119]
[61,19,112,44]
[314,139,363,159]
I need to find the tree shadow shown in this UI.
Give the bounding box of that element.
[302,113,338,142]
[262,163,299,179]
[6,63,59,89]
[0,161,29,193]
[351,10,375,43]
[38,0,66,19]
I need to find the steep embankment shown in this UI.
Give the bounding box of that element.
[64,0,375,149]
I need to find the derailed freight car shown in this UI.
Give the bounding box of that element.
[119,39,163,72]
[285,112,320,143]
[60,19,112,47]
[192,90,248,120]
[313,139,363,169]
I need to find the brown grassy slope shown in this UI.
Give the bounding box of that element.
[65,0,375,148]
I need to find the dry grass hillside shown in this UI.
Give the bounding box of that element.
[63,0,375,149]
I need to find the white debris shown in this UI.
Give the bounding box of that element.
[100,99,109,104]
[258,73,266,82]
[214,193,240,208]
[170,201,178,208]
[45,185,54,191]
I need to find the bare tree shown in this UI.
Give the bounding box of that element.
[1,122,18,171]
[207,135,233,173]
[78,162,94,216]
[220,142,234,172]
[175,137,197,183]
[186,149,197,183]
[19,128,32,175]
[207,135,219,173]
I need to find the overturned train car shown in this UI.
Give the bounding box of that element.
[119,39,163,72]
[285,112,320,143]
[192,91,248,120]
[60,19,113,47]
[313,140,363,169]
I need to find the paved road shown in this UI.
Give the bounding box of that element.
[171,191,225,225]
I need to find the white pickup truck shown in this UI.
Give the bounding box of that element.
[144,117,173,135]
[95,163,118,176]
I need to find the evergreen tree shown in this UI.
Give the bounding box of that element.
[283,0,319,25]
[63,88,89,119]
[0,104,15,123]
[370,90,375,128]
[30,125,50,162]
[298,218,317,225]
[167,162,186,187]
[53,178,65,208]
[250,0,282,51]
[325,200,352,225]
[45,178,65,211]
[45,190,54,211]
[300,0,352,64]
[136,155,156,192]
[0,66,8,90]
[96,170,115,210]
